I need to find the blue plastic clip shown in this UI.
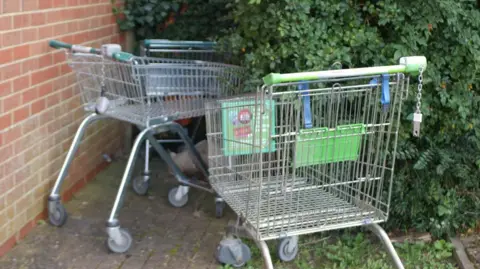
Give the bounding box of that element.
[369,74,390,112]
[298,82,312,129]
[381,74,390,111]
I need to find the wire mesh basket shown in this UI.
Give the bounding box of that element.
[68,52,246,126]
[205,59,425,241]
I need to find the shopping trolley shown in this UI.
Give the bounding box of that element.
[130,40,237,212]
[205,57,427,268]
[46,39,245,253]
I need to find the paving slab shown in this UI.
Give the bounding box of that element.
[0,159,232,269]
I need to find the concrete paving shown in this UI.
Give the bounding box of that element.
[0,159,232,269]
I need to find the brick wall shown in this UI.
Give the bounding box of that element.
[0,0,126,256]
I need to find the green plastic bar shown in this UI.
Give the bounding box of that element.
[49,40,100,54]
[262,56,427,85]
[112,52,134,62]
[144,39,216,49]
[49,40,72,49]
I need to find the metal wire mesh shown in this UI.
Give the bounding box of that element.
[205,73,408,240]
[68,52,246,126]
[144,45,235,64]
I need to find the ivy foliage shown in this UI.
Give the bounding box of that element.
[112,0,480,237]
[217,0,480,238]
[111,0,232,45]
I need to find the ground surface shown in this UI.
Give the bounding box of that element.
[0,159,231,269]
[0,158,463,269]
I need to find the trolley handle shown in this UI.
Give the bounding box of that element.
[262,56,427,85]
[48,40,134,63]
[49,40,100,54]
[143,39,216,49]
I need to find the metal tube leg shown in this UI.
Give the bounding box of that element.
[107,127,150,224]
[256,240,274,269]
[49,113,106,199]
[147,132,211,193]
[168,122,208,177]
[367,223,405,269]
[142,139,151,180]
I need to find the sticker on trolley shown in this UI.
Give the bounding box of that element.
[221,100,276,156]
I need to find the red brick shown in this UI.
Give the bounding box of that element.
[23,0,40,11]
[38,25,53,39]
[2,93,21,113]
[13,75,30,92]
[0,17,13,31]
[66,0,78,6]
[59,63,71,75]
[21,116,38,135]
[22,88,38,104]
[46,93,60,107]
[13,106,30,123]
[53,51,65,63]
[31,67,57,85]
[31,99,46,114]
[0,235,16,258]
[0,114,12,131]
[21,28,38,43]
[38,82,53,96]
[39,0,54,9]
[39,109,54,125]
[13,45,31,60]
[18,221,34,241]
[3,0,22,13]
[30,13,46,26]
[2,31,21,48]
[0,145,13,164]
[0,82,12,98]
[0,63,22,81]
[53,0,66,7]
[22,58,39,73]
[60,87,73,100]
[29,41,49,56]
[38,54,52,69]
[13,15,31,29]
[2,125,21,145]
[53,23,68,36]
[6,184,24,208]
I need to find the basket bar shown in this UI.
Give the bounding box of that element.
[49,40,134,63]
[144,39,216,49]
[263,56,427,85]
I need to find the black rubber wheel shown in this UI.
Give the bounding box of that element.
[277,237,299,262]
[132,175,149,196]
[48,202,68,227]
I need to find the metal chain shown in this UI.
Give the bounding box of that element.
[415,67,424,113]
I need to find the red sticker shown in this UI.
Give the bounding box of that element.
[234,126,252,138]
[237,109,252,124]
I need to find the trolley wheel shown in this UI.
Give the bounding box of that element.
[106,228,133,253]
[216,238,251,268]
[48,202,68,227]
[215,200,225,218]
[168,186,189,208]
[277,237,299,262]
[132,174,149,196]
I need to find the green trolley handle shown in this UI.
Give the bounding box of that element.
[48,40,134,63]
[262,56,427,85]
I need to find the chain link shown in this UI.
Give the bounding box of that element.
[415,67,424,113]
